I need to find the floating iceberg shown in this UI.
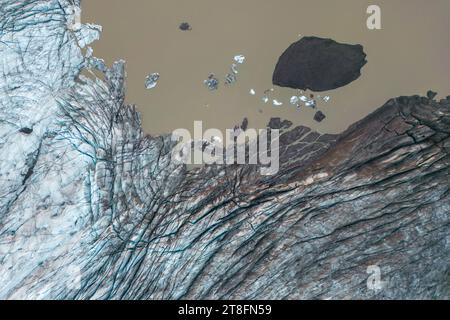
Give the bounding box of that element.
[234,55,246,64]
[299,95,308,102]
[225,72,237,85]
[290,96,300,105]
[231,63,239,74]
[145,73,160,90]
[305,99,316,108]
[273,99,283,106]
[204,74,219,91]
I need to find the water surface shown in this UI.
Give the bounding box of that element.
[82,0,450,135]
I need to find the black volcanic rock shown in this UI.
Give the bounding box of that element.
[314,111,326,122]
[273,37,367,91]
[267,117,293,130]
[179,22,192,31]
[427,90,437,100]
[241,117,249,131]
[19,127,33,134]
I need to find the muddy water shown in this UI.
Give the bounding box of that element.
[82,0,450,136]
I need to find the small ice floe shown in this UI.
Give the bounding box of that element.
[204,73,219,91]
[225,72,237,85]
[299,95,308,102]
[262,88,274,103]
[290,96,300,105]
[322,95,331,102]
[273,99,283,106]
[234,55,246,64]
[305,99,316,108]
[249,89,256,95]
[225,58,243,85]
[145,73,160,89]
[231,63,239,74]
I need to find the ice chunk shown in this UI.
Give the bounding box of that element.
[231,63,239,74]
[145,73,160,90]
[299,95,308,102]
[204,74,219,91]
[290,96,300,105]
[305,99,316,108]
[225,72,237,85]
[262,88,274,103]
[273,99,283,106]
[234,55,246,64]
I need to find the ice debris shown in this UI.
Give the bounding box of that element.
[299,95,308,102]
[305,99,316,108]
[204,74,219,91]
[231,64,239,74]
[225,57,245,85]
[290,96,300,105]
[145,73,160,90]
[273,99,283,106]
[234,55,246,64]
[207,56,246,90]
[225,73,237,85]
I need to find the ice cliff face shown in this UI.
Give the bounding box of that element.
[0,0,449,299]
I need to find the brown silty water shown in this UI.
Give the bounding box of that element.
[82,0,450,136]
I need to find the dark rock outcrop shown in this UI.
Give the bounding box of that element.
[427,90,437,100]
[241,117,249,131]
[179,22,192,31]
[273,37,367,91]
[19,127,33,134]
[267,117,293,130]
[314,111,326,122]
